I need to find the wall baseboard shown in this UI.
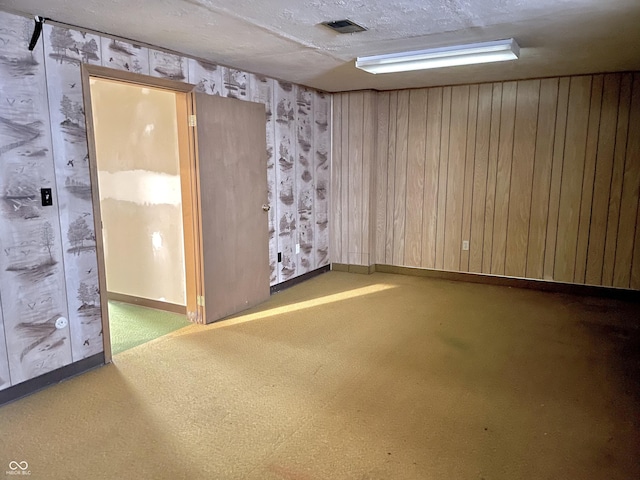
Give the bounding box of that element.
[270,265,331,294]
[107,292,187,315]
[0,352,104,407]
[331,263,375,275]
[332,263,640,301]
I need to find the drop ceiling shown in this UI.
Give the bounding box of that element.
[2,0,640,92]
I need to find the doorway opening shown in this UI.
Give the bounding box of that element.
[82,64,271,362]
[82,66,202,361]
[89,77,192,356]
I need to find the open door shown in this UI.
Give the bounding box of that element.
[191,93,270,323]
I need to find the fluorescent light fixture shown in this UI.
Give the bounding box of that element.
[355,38,520,74]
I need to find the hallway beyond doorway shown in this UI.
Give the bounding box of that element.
[108,301,190,355]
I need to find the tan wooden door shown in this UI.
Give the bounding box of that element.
[192,93,270,323]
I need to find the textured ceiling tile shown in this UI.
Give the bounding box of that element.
[2,0,639,91]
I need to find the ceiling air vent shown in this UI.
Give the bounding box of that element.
[322,19,367,34]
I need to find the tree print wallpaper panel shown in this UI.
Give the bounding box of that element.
[43,24,103,362]
[0,9,331,392]
[314,91,330,268]
[100,37,150,75]
[0,13,74,386]
[249,74,278,283]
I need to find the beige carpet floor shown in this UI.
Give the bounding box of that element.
[0,271,638,480]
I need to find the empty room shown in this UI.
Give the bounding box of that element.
[0,1,639,479]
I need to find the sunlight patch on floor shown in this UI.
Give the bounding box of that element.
[199,283,399,330]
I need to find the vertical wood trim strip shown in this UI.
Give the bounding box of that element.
[331,94,342,264]
[629,73,640,290]
[375,93,390,264]
[444,86,469,271]
[393,91,410,265]
[460,84,479,272]
[340,93,350,264]
[385,92,398,264]
[574,75,603,283]
[348,93,363,264]
[469,84,492,273]
[362,92,376,265]
[491,81,517,275]
[586,74,621,285]
[422,88,442,268]
[505,80,539,278]
[555,75,592,282]
[482,83,502,273]
[613,74,640,288]
[368,93,378,266]
[405,89,428,266]
[436,87,452,270]
[632,198,640,290]
[543,77,570,280]
[527,78,559,279]
[602,73,632,286]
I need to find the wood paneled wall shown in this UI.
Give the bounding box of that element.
[332,91,377,266]
[332,72,640,290]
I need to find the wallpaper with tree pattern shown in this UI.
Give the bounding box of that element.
[0,10,331,391]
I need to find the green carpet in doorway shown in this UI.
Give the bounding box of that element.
[109,301,191,355]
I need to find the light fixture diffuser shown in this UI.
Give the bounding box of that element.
[355,38,520,74]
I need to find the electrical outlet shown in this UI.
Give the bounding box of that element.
[462,240,469,251]
[295,243,300,254]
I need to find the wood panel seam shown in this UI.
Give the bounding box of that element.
[616,77,638,286]
[442,89,453,268]
[421,94,428,267]
[479,85,495,271]
[628,75,640,286]
[359,92,367,264]
[488,83,504,272]
[459,89,472,271]
[607,75,632,285]
[504,81,519,275]
[468,87,480,272]
[578,76,604,284]
[550,79,571,280]
[572,76,594,282]
[598,76,621,283]
[524,80,542,276]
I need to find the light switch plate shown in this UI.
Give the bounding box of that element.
[41,188,53,206]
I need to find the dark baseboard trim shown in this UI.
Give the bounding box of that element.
[331,263,349,272]
[374,264,640,301]
[107,292,186,315]
[270,265,331,294]
[330,262,638,301]
[0,352,104,407]
[331,263,375,275]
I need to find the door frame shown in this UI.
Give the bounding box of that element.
[80,64,204,363]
